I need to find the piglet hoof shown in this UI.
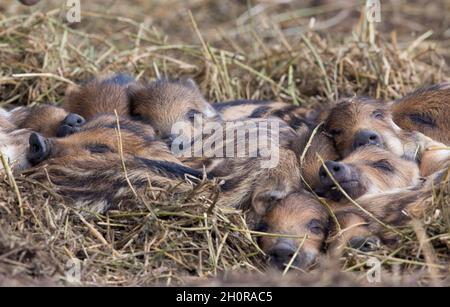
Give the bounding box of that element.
[349,236,381,252]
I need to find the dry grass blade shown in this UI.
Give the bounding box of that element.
[317,155,407,239]
[0,152,23,218]
[0,0,449,286]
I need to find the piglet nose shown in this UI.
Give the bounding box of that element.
[319,160,346,186]
[325,160,343,175]
[268,240,296,269]
[27,133,50,165]
[56,113,85,137]
[269,245,295,259]
[353,129,382,149]
[62,113,85,128]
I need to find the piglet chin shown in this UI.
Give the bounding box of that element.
[296,250,319,270]
[269,250,318,272]
[328,180,361,202]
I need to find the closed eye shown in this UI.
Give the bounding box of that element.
[409,114,436,127]
[329,128,342,137]
[86,144,112,153]
[372,159,394,172]
[371,109,385,120]
[307,219,325,235]
[187,109,201,122]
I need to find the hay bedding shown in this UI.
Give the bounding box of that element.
[0,172,265,286]
[0,0,449,286]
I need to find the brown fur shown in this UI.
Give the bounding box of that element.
[257,169,447,259]
[330,169,449,252]
[27,111,302,225]
[215,146,302,228]
[30,114,177,165]
[26,115,208,214]
[214,100,319,130]
[128,79,218,138]
[314,146,420,253]
[176,118,303,227]
[291,125,340,191]
[63,75,131,120]
[0,108,33,171]
[129,79,304,226]
[253,171,442,268]
[263,144,423,256]
[320,146,421,202]
[28,153,206,214]
[324,96,449,177]
[0,109,17,130]
[324,97,416,158]
[329,210,375,254]
[257,191,329,270]
[391,83,450,145]
[9,105,70,137]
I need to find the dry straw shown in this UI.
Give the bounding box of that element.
[0,0,449,286]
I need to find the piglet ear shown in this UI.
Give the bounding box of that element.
[203,104,218,119]
[182,78,200,91]
[323,97,351,115]
[384,100,395,108]
[337,96,381,105]
[314,106,332,123]
[392,83,450,111]
[251,191,284,217]
[126,83,147,113]
[334,97,351,105]
[126,82,148,100]
[102,73,136,87]
[126,82,144,95]
[64,84,81,98]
